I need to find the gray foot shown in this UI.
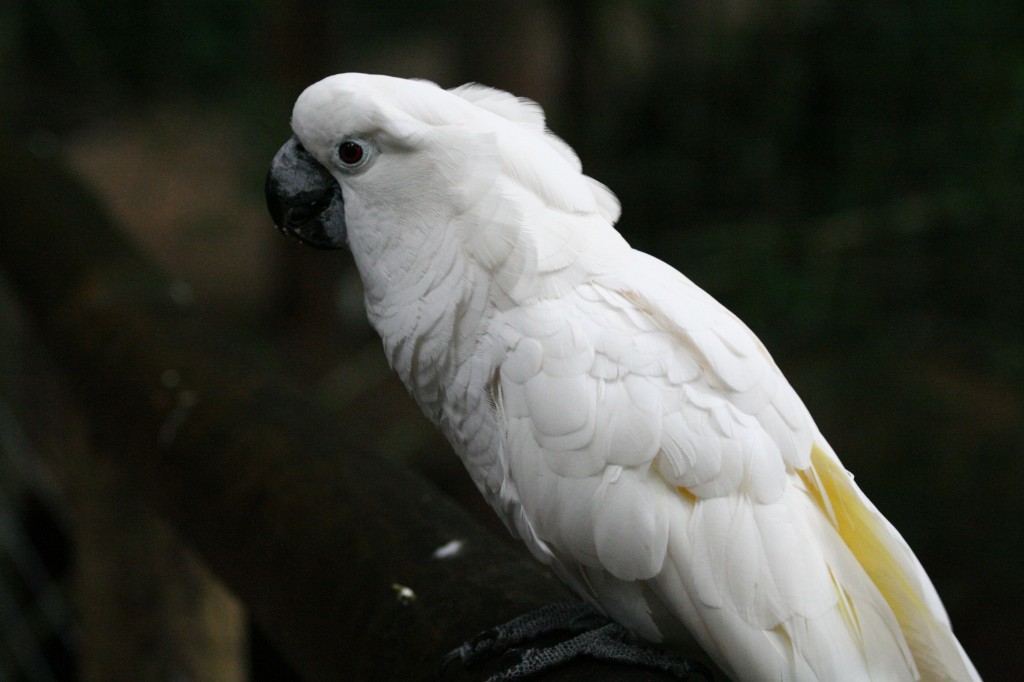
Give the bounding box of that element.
[442,601,713,681]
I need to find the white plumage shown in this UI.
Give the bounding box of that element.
[288,73,980,681]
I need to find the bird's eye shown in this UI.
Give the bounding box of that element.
[338,140,365,166]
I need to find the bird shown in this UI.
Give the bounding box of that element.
[265,73,981,681]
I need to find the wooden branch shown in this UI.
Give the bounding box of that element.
[0,140,685,681]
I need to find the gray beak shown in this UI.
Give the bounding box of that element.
[265,136,347,250]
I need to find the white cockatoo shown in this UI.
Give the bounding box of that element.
[265,73,980,681]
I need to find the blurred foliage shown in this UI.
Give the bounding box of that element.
[2,0,1023,679]
[3,0,269,123]
[582,3,1024,222]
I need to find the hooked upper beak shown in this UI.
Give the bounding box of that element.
[265,136,347,250]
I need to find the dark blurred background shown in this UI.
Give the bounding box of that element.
[1,1,1021,680]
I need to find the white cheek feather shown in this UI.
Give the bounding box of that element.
[290,73,981,682]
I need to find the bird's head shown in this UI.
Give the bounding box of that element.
[265,73,468,251]
[266,73,623,302]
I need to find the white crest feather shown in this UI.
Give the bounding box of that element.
[450,83,548,130]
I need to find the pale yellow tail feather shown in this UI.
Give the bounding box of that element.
[804,443,980,681]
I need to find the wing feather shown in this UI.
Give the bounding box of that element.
[489,251,978,680]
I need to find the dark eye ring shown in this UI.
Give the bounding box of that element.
[338,140,364,165]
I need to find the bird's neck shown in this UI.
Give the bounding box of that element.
[359,238,495,422]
